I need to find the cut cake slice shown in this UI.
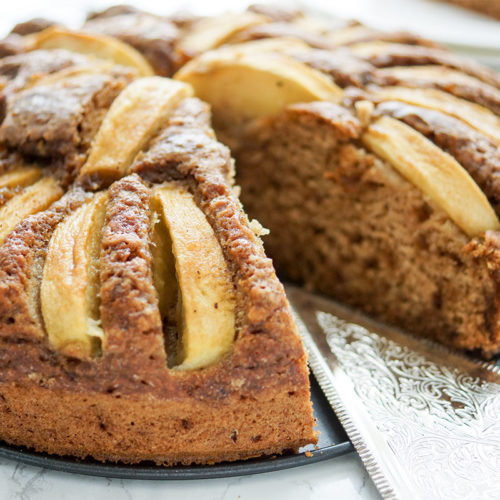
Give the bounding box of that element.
[0,53,317,464]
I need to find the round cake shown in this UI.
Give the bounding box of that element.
[0,3,499,465]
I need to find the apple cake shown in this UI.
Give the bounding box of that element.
[0,2,499,466]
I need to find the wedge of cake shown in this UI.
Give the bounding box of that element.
[0,55,316,463]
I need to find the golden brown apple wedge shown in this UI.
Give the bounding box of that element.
[0,177,63,245]
[153,184,236,370]
[31,27,154,76]
[371,87,500,144]
[362,115,500,237]
[41,192,108,359]
[79,77,192,183]
[150,199,178,323]
[150,198,179,367]
[0,167,42,190]
[216,37,310,55]
[179,12,270,55]
[176,49,342,121]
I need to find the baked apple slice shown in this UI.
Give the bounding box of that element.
[31,27,154,76]
[0,177,63,245]
[150,197,177,323]
[371,87,500,144]
[362,115,499,237]
[153,184,236,370]
[0,166,42,190]
[179,12,269,55]
[217,37,310,55]
[79,77,192,184]
[41,191,108,359]
[176,49,342,121]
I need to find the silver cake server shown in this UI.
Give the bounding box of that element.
[286,284,500,500]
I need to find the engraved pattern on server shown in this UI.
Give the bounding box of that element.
[316,311,500,500]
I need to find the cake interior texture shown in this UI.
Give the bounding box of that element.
[232,103,500,355]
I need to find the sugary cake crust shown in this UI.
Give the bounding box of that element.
[83,12,184,76]
[0,69,134,182]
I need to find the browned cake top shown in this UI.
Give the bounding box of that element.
[0,49,90,95]
[0,67,134,183]
[83,11,184,76]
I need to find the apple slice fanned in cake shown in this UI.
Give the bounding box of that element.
[221,18,335,50]
[97,176,236,370]
[0,166,42,190]
[152,184,236,370]
[177,12,270,56]
[79,77,192,186]
[31,27,154,76]
[375,101,500,214]
[368,87,500,143]
[0,163,43,206]
[0,177,63,245]
[361,115,499,236]
[347,41,500,89]
[0,65,134,182]
[0,187,94,341]
[371,65,500,116]
[175,46,342,124]
[41,191,108,358]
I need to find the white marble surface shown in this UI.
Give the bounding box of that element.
[0,452,380,500]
